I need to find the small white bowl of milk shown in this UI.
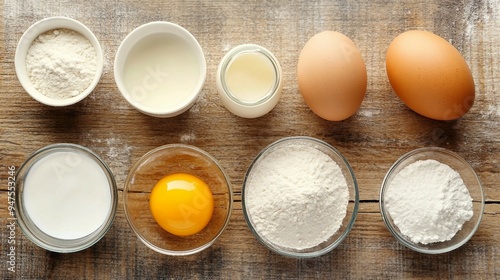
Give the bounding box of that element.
[114,21,207,118]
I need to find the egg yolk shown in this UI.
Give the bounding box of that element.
[149,173,214,237]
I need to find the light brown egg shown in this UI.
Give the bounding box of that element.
[386,30,475,120]
[297,31,367,121]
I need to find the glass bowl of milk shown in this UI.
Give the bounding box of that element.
[114,21,206,118]
[14,144,117,253]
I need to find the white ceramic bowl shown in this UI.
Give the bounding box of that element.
[114,22,207,118]
[15,16,104,106]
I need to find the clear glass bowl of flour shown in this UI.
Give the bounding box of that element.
[380,147,484,254]
[242,136,359,258]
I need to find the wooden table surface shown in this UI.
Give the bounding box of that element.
[1,0,499,279]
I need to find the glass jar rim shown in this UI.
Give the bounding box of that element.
[219,44,281,106]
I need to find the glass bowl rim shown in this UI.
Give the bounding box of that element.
[379,146,485,254]
[14,143,117,253]
[123,143,234,256]
[241,136,359,258]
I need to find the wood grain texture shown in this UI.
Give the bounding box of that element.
[1,0,498,279]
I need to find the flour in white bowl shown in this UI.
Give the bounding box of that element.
[244,142,349,250]
[25,28,97,99]
[385,159,473,244]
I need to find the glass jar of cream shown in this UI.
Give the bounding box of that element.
[216,44,283,118]
[14,143,117,253]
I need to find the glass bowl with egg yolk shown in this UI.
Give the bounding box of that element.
[149,173,214,237]
[123,144,233,256]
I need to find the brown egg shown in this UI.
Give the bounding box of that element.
[297,31,367,121]
[386,30,475,120]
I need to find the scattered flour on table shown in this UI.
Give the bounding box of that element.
[385,159,473,244]
[461,0,500,120]
[463,0,498,41]
[180,132,196,143]
[89,136,133,186]
[26,28,97,99]
[104,137,133,161]
[484,104,500,118]
[188,92,208,113]
[358,109,381,118]
[244,143,349,250]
